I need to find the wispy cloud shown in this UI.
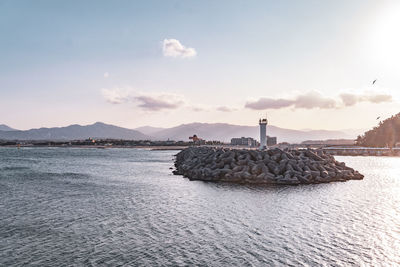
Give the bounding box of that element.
[245,91,336,110]
[191,106,207,112]
[101,88,131,104]
[245,98,293,110]
[340,92,392,106]
[163,39,196,58]
[134,94,184,111]
[246,90,394,110]
[293,91,336,109]
[216,106,237,112]
[101,88,184,111]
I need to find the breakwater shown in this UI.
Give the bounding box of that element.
[173,147,364,185]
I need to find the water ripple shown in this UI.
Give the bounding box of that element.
[0,148,399,266]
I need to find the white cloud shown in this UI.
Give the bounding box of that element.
[245,90,394,110]
[245,91,337,110]
[216,106,237,112]
[340,92,392,106]
[293,91,336,109]
[367,94,392,103]
[101,88,131,104]
[162,39,197,58]
[340,93,358,106]
[191,106,207,112]
[245,98,294,110]
[101,88,185,111]
[134,94,184,111]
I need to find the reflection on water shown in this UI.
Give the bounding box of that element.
[0,148,399,266]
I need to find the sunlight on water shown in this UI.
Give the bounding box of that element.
[0,148,399,266]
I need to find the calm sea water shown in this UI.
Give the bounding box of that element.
[0,147,399,266]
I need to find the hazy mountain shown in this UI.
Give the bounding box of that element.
[148,122,356,143]
[0,124,16,131]
[0,122,149,141]
[0,121,360,143]
[134,126,166,135]
[340,128,368,138]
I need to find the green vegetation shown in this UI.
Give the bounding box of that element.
[356,113,400,147]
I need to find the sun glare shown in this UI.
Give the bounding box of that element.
[370,3,400,71]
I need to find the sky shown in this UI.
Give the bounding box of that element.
[1,0,399,131]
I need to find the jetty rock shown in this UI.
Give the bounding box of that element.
[173,147,364,185]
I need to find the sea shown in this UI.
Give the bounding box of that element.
[0,147,399,266]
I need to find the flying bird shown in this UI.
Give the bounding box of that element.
[372,79,377,85]
[377,116,380,120]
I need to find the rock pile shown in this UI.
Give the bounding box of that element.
[173,147,364,185]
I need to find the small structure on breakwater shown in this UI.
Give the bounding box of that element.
[257,115,277,148]
[259,116,268,150]
[173,147,364,185]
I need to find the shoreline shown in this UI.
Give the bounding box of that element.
[0,145,187,150]
[1,144,399,156]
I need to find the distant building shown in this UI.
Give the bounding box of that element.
[267,136,277,146]
[231,137,258,147]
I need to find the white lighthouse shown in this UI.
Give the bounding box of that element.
[259,116,268,150]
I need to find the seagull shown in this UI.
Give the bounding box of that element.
[372,79,377,85]
[377,116,380,120]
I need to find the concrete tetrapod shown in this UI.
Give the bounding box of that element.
[173,147,364,185]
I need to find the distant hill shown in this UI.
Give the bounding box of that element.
[356,113,400,147]
[0,124,16,131]
[134,126,166,135]
[0,121,358,143]
[148,122,354,143]
[0,122,150,141]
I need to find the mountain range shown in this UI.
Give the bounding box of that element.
[0,124,16,131]
[0,122,148,141]
[137,123,356,143]
[0,122,359,143]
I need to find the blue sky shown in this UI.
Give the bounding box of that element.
[1,0,399,130]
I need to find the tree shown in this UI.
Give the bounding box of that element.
[356,113,400,147]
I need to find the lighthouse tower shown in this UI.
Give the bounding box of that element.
[259,116,268,150]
